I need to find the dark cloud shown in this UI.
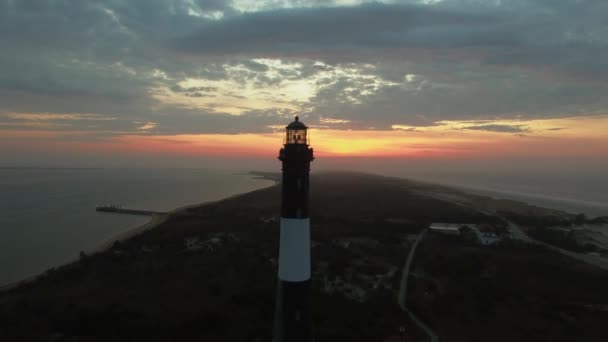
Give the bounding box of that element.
[195,0,235,13]
[462,124,530,133]
[239,60,270,72]
[171,85,219,93]
[308,66,608,128]
[175,4,508,56]
[174,1,608,80]
[145,107,297,135]
[185,92,215,97]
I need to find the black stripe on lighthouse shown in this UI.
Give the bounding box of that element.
[274,117,314,342]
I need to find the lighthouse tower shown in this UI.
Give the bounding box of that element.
[274,116,314,342]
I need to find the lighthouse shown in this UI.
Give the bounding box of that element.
[274,116,314,342]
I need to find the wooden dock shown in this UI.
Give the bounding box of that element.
[95,206,167,216]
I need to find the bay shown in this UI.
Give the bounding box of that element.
[0,168,272,285]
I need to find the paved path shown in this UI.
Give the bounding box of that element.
[398,230,438,342]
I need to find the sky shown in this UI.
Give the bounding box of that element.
[0,0,607,177]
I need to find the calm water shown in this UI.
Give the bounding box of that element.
[0,168,273,285]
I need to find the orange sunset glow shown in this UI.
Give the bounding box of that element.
[3,116,607,162]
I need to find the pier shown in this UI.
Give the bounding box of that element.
[95,205,168,216]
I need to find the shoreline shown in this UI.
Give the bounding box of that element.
[0,172,277,293]
[90,214,169,254]
[92,171,278,254]
[459,185,608,218]
[404,176,608,218]
[0,213,170,293]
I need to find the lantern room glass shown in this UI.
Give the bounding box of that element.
[285,128,307,145]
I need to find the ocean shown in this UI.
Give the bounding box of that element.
[402,171,608,218]
[0,168,273,286]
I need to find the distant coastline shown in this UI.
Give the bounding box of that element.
[0,166,105,170]
[90,172,276,257]
[246,171,281,184]
[452,184,608,218]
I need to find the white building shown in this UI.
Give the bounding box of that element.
[429,223,475,235]
[479,232,500,246]
[184,237,203,251]
[429,223,503,246]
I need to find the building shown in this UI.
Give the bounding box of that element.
[479,232,500,245]
[273,116,314,342]
[429,223,473,235]
[429,223,504,246]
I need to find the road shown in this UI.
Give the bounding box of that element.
[507,221,608,270]
[424,189,608,271]
[398,230,438,342]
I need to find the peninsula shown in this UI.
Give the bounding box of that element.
[1,172,607,342]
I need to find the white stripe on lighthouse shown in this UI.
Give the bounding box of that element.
[278,218,311,282]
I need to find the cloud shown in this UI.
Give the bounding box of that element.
[0,0,607,136]
[174,1,608,80]
[175,3,507,57]
[185,92,216,97]
[171,85,219,92]
[136,122,157,131]
[5,113,116,121]
[462,124,530,133]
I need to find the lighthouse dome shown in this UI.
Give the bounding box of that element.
[286,116,307,129]
[284,116,308,145]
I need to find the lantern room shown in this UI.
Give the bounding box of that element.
[285,116,308,145]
